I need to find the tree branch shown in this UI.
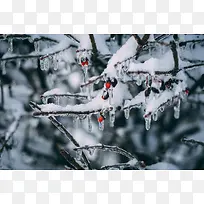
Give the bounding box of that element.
[59,148,85,170]
[181,137,204,147]
[29,101,92,169]
[89,34,98,57]
[73,144,137,160]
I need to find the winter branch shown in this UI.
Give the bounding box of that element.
[73,144,137,160]
[181,137,204,147]
[29,101,92,169]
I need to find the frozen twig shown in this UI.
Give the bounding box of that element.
[89,34,98,57]
[80,75,103,88]
[29,101,92,169]
[181,137,204,147]
[41,93,88,101]
[0,79,4,110]
[101,163,135,170]
[73,144,136,160]
[170,41,179,76]
[59,148,85,170]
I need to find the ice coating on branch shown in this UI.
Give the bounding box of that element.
[103,36,138,78]
[36,81,132,116]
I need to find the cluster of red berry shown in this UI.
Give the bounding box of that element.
[101,78,118,100]
[80,57,89,66]
[98,78,118,123]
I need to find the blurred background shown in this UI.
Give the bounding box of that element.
[0,34,204,170]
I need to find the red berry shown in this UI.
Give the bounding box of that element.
[81,60,88,66]
[98,116,104,123]
[185,89,189,95]
[105,82,111,89]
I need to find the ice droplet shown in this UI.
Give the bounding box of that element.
[108,88,113,105]
[145,117,151,130]
[42,97,48,104]
[73,116,79,128]
[136,75,142,86]
[152,111,158,121]
[83,67,88,81]
[34,41,40,53]
[87,115,92,132]
[1,61,6,75]
[174,99,181,119]
[8,38,13,53]
[76,150,82,161]
[44,57,50,71]
[124,108,130,119]
[53,54,59,71]
[16,59,21,69]
[54,96,60,105]
[99,120,104,131]
[28,37,34,43]
[40,59,45,70]
[109,110,115,127]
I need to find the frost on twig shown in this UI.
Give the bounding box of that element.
[181,137,204,147]
[59,148,85,170]
[73,144,145,170]
[29,101,92,169]
[73,144,136,160]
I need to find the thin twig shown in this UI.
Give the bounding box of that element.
[101,163,135,170]
[170,41,179,76]
[29,101,92,169]
[59,148,85,170]
[89,34,98,57]
[73,144,136,160]
[0,79,4,110]
[181,137,204,147]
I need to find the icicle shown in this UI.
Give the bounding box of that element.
[1,61,6,75]
[40,59,45,70]
[109,109,115,127]
[174,99,181,119]
[87,83,93,100]
[42,97,48,104]
[28,37,34,43]
[53,54,59,71]
[108,88,113,105]
[88,148,95,156]
[145,116,151,130]
[8,38,13,53]
[16,59,21,69]
[76,150,82,161]
[83,66,88,81]
[87,115,92,132]
[124,108,130,119]
[34,41,40,53]
[54,96,60,105]
[98,120,104,131]
[73,116,79,128]
[152,111,158,121]
[136,75,142,86]
[43,57,50,71]
[47,73,55,87]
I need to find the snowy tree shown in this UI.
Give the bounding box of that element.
[1,34,204,169]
